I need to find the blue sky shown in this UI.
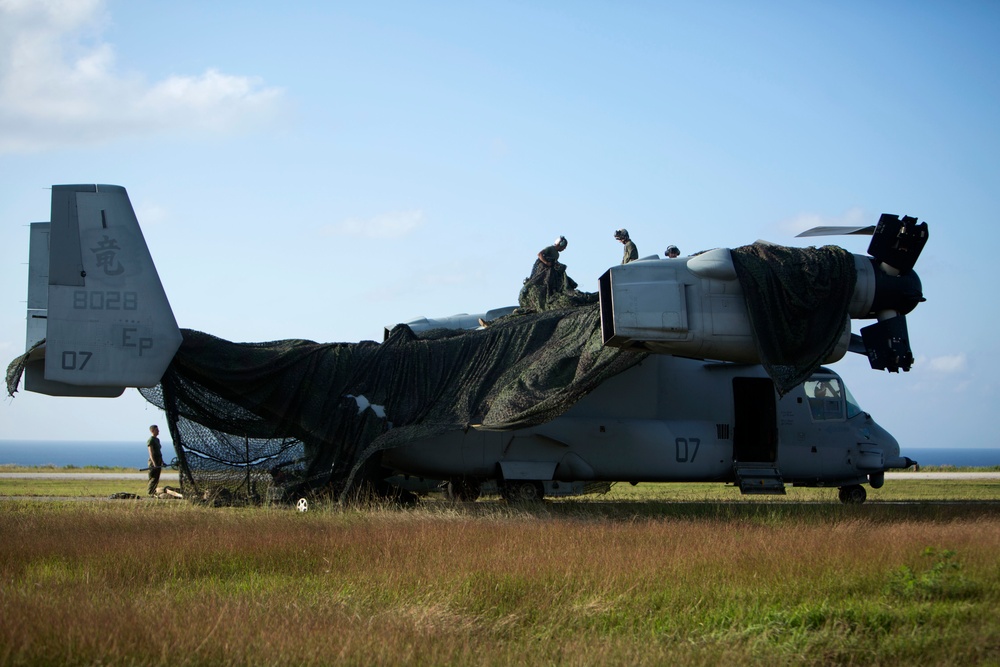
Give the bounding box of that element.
[1,0,998,452]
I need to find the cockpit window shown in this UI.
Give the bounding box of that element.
[843,385,863,419]
[805,377,844,421]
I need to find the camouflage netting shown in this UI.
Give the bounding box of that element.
[135,303,645,502]
[517,261,598,312]
[4,341,38,399]
[4,243,856,503]
[730,243,857,395]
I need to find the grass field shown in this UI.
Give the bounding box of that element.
[1,475,999,665]
[2,466,1000,504]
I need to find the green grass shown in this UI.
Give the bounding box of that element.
[2,469,1000,502]
[908,464,1000,472]
[1,500,998,666]
[0,476,154,497]
[597,479,1000,503]
[0,467,174,498]
[2,477,1000,503]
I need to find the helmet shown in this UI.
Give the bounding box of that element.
[665,245,680,257]
[614,229,629,241]
[555,235,568,248]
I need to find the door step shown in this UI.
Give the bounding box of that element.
[734,463,786,495]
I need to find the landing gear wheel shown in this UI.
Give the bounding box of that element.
[838,485,867,505]
[295,497,309,512]
[502,480,545,503]
[445,479,482,502]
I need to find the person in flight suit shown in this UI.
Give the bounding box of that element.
[146,424,163,496]
[614,229,639,264]
[518,235,578,311]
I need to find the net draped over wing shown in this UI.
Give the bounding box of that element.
[136,303,645,501]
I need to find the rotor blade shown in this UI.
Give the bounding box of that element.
[796,225,876,238]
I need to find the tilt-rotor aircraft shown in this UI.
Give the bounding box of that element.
[7,185,927,505]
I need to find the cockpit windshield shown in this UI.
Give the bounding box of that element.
[842,384,863,419]
[804,376,861,420]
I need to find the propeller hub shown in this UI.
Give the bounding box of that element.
[869,262,924,316]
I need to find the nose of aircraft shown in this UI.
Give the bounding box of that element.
[866,421,917,472]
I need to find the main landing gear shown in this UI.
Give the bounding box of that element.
[838,484,867,505]
[445,478,547,503]
[501,480,545,503]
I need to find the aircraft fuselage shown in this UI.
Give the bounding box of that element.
[382,354,908,499]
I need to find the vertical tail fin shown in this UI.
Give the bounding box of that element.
[21,184,182,397]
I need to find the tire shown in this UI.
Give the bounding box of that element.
[502,480,544,503]
[838,485,867,505]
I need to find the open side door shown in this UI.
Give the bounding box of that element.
[732,377,777,464]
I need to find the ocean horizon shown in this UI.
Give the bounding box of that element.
[0,440,162,468]
[1,440,999,469]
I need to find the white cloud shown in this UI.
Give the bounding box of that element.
[924,353,968,374]
[0,0,284,153]
[322,211,425,240]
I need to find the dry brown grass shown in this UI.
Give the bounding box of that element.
[1,500,999,665]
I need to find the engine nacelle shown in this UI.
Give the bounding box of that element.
[598,249,853,365]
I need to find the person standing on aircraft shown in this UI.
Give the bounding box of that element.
[527,235,570,283]
[614,229,639,264]
[519,236,590,311]
[146,424,163,496]
[534,235,569,273]
[665,245,681,258]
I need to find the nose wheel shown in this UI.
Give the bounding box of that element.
[838,485,867,504]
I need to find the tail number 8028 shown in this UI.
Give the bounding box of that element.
[72,290,138,310]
